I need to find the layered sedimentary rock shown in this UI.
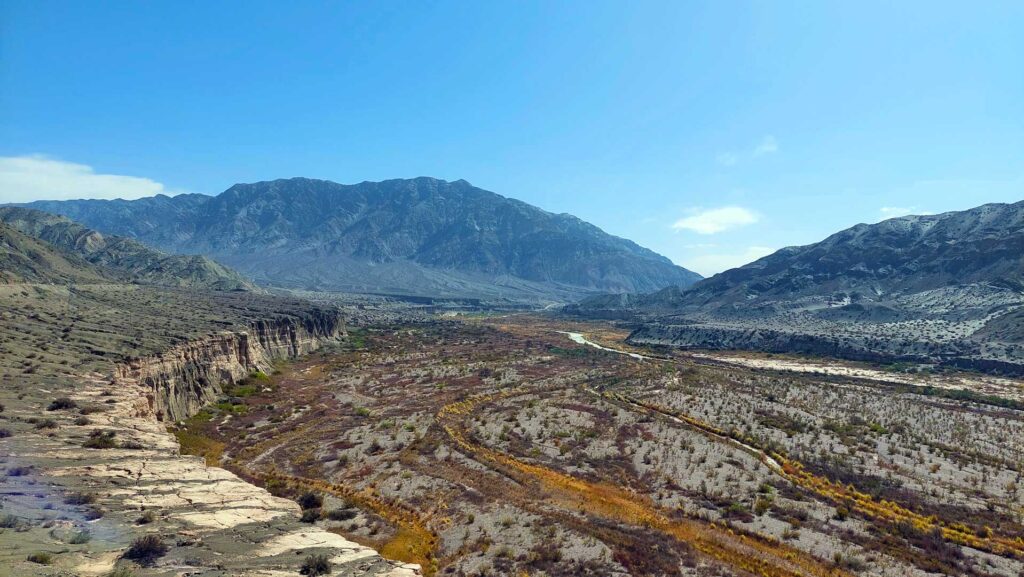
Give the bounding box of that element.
[116,311,345,421]
[0,303,419,576]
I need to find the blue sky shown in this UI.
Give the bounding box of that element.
[1,1,1021,275]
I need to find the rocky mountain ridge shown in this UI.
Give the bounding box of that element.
[0,221,108,284]
[0,206,256,290]
[21,177,701,301]
[667,200,1024,315]
[568,200,1024,373]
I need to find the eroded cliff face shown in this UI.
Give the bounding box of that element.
[46,309,421,576]
[0,284,419,576]
[116,311,345,421]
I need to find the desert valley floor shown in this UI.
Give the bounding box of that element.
[160,314,1024,577]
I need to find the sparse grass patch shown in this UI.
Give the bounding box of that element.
[347,330,367,350]
[83,429,117,449]
[65,491,97,505]
[214,401,247,414]
[188,409,213,423]
[225,383,258,397]
[172,428,225,466]
[379,525,436,574]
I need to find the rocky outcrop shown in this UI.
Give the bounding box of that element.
[116,311,345,421]
[57,309,422,576]
[0,283,419,576]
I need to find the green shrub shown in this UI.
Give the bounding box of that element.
[296,491,323,510]
[65,492,97,505]
[83,430,117,449]
[834,505,850,521]
[301,553,331,576]
[754,496,772,516]
[27,552,53,564]
[300,508,321,523]
[123,534,167,562]
[48,397,77,411]
[69,530,92,544]
[326,508,357,521]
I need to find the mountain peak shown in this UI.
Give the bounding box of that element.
[20,177,700,302]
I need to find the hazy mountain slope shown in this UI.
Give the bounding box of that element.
[22,177,700,300]
[0,222,108,284]
[24,193,212,242]
[671,200,1024,315]
[569,201,1024,373]
[576,200,1024,316]
[0,207,256,290]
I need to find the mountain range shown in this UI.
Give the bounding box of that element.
[10,175,1023,371]
[21,177,700,302]
[0,206,255,290]
[569,200,1024,373]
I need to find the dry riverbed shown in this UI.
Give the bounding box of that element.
[171,315,1024,577]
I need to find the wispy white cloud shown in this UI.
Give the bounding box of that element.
[717,135,779,167]
[879,206,914,218]
[672,206,759,235]
[0,155,182,203]
[683,245,775,277]
[753,135,778,156]
[878,206,932,220]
